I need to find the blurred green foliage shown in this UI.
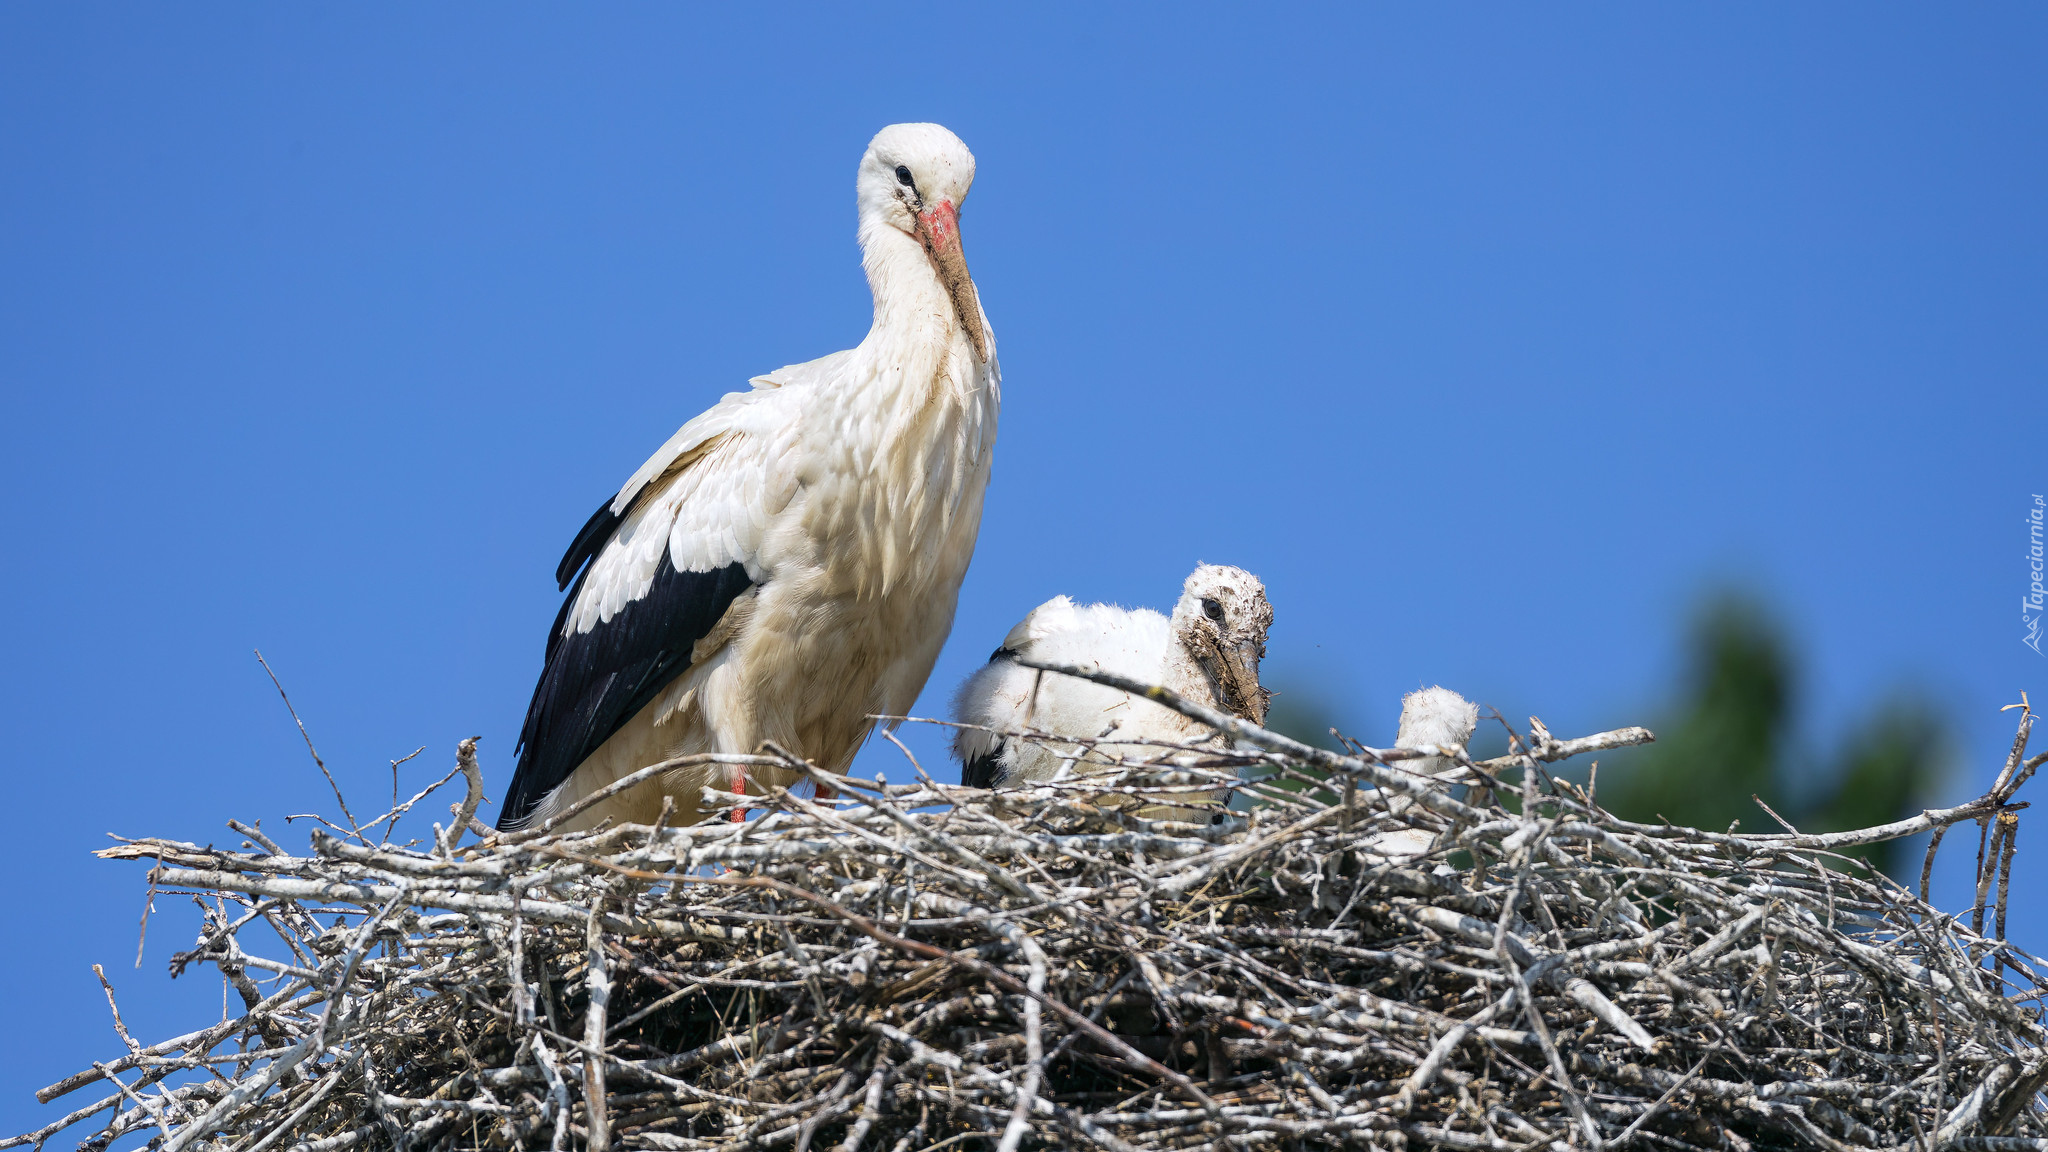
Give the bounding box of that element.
[1600,591,1949,878]
[1246,684,1345,807]
[1257,591,1950,879]
[1263,686,1345,756]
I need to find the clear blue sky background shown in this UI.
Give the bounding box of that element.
[3,6,2043,1138]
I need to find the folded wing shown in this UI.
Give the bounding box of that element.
[500,358,830,828]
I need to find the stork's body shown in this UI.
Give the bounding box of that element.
[499,124,998,831]
[952,566,1272,789]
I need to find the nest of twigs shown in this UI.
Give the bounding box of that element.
[14,668,2048,1152]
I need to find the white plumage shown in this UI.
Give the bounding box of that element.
[499,123,998,832]
[952,565,1273,789]
[1366,686,1481,861]
[1394,686,1481,778]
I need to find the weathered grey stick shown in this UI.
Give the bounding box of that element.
[15,700,2043,1152]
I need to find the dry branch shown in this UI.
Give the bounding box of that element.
[13,692,2048,1152]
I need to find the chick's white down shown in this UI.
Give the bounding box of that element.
[1366,686,1481,861]
[952,565,1273,789]
[1394,686,1481,778]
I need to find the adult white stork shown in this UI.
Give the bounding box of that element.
[497,123,998,832]
[952,565,1273,789]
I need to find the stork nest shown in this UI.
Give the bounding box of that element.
[14,673,2048,1152]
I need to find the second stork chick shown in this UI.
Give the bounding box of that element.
[953,564,1273,791]
[1366,686,1481,861]
[1394,686,1481,779]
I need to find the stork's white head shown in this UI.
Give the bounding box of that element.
[1169,564,1274,725]
[858,123,987,362]
[1395,686,1479,777]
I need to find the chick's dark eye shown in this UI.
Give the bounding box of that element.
[1201,598,1225,622]
[894,165,914,186]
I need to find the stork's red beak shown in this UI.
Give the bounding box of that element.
[918,201,961,255]
[913,200,989,363]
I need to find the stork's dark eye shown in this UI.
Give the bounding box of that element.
[894,165,914,186]
[1201,598,1225,622]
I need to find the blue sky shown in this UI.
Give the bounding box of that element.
[2,6,2043,1137]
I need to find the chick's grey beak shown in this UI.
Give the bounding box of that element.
[1210,641,1269,726]
[915,200,989,363]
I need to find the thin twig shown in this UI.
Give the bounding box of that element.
[254,649,366,843]
[14,702,2044,1152]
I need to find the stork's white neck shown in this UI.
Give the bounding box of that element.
[1159,630,1222,713]
[856,220,988,372]
[803,214,996,601]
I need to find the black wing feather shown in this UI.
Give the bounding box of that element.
[500,529,754,829]
[556,497,627,591]
[961,738,1007,790]
[960,648,1020,788]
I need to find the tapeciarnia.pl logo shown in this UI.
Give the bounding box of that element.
[2028,494,2045,655]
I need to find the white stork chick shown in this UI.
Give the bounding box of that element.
[1395,686,1480,778]
[952,565,1273,792]
[1367,686,1480,861]
[497,123,998,832]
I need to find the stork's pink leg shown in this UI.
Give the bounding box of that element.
[816,781,838,805]
[730,763,750,823]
